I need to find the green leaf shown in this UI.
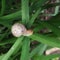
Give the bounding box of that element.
[20,37,30,60]
[21,0,29,25]
[29,33,60,47]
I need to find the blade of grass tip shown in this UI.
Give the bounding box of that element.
[29,33,60,48]
[21,0,29,25]
[20,37,30,60]
[1,36,24,60]
[30,44,47,58]
[0,0,5,16]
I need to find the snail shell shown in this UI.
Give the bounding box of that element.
[11,23,33,37]
[11,23,27,37]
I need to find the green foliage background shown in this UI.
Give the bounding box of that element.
[0,0,60,60]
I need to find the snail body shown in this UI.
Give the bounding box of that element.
[11,23,33,37]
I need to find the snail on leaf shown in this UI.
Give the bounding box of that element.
[11,23,33,37]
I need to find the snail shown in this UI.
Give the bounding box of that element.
[11,23,33,37]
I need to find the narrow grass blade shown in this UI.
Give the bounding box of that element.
[21,0,29,25]
[20,37,30,60]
